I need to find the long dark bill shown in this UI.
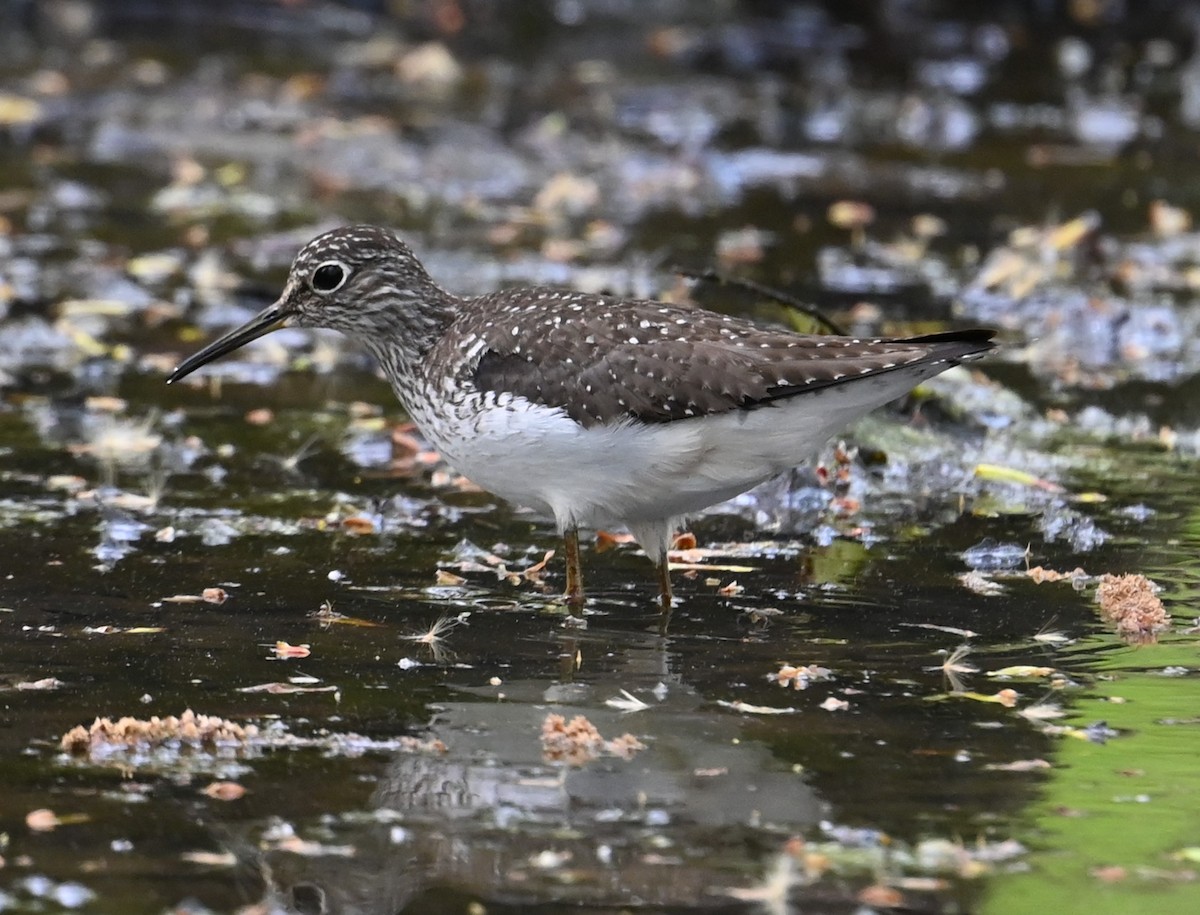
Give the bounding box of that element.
[166,302,290,384]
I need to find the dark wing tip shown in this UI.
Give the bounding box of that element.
[901,327,997,345]
[899,327,997,362]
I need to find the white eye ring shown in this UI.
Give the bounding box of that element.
[310,260,349,294]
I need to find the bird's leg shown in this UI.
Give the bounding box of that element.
[563,526,585,608]
[630,521,678,620]
[558,636,579,682]
[654,552,674,636]
[655,556,674,615]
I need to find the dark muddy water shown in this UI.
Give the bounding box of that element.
[1,3,1199,913]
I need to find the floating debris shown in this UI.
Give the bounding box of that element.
[974,464,1063,494]
[931,645,978,692]
[61,710,444,768]
[744,606,785,625]
[1039,721,1119,744]
[772,664,833,690]
[1016,700,1066,722]
[901,623,980,639]
[960,538,1030,570]
[717,700,797,715]
[14,677,64,691]
[1027,566,1089,585]
[271,641,311,660]
[985,758,1052,772]
[1096,573,1170,641]
[237,682,339,695]
[309,600,383,628]
[201,781,247,801]
[181,850,238,867]
[604,689,651,712]
[440,541,556,587]
[720,851,800,910]
[930,688,1019,708]
[959,570,1005,595]
[162,588,227,604]
[402,612,470,662]
[540,713,645,766]
[988,665,1057,680]
[1031,624,1071,645]
[26,808,79,831]
[61,710,256,755]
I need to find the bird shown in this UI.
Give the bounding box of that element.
[168,225,995,613]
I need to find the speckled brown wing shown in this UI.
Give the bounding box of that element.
[459,289,994,428]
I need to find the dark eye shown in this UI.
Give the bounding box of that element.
[311,262,346,293]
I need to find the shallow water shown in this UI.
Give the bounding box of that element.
[2,3,1200,913]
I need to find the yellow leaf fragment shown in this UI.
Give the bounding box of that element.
[975,463,1064,492]
[988,666,1056,679]
[948,689,1019,708]
[0,93,42,125]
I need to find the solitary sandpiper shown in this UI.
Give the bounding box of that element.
[169,225,995,611]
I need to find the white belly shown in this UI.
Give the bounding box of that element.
[408,370,924,533]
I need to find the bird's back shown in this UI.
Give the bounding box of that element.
[426,287,993,429]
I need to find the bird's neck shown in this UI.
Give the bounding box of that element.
[357,285,459,382]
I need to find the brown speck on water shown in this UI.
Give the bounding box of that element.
[244,407,274,425]
[1027,566,1089,585]
[773,664,832,690]
[201,781,247,801]
[341,515,379,534]
[858,884,904,909]
[272,641,311,659]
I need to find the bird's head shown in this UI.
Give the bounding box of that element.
[167,225,447,384]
